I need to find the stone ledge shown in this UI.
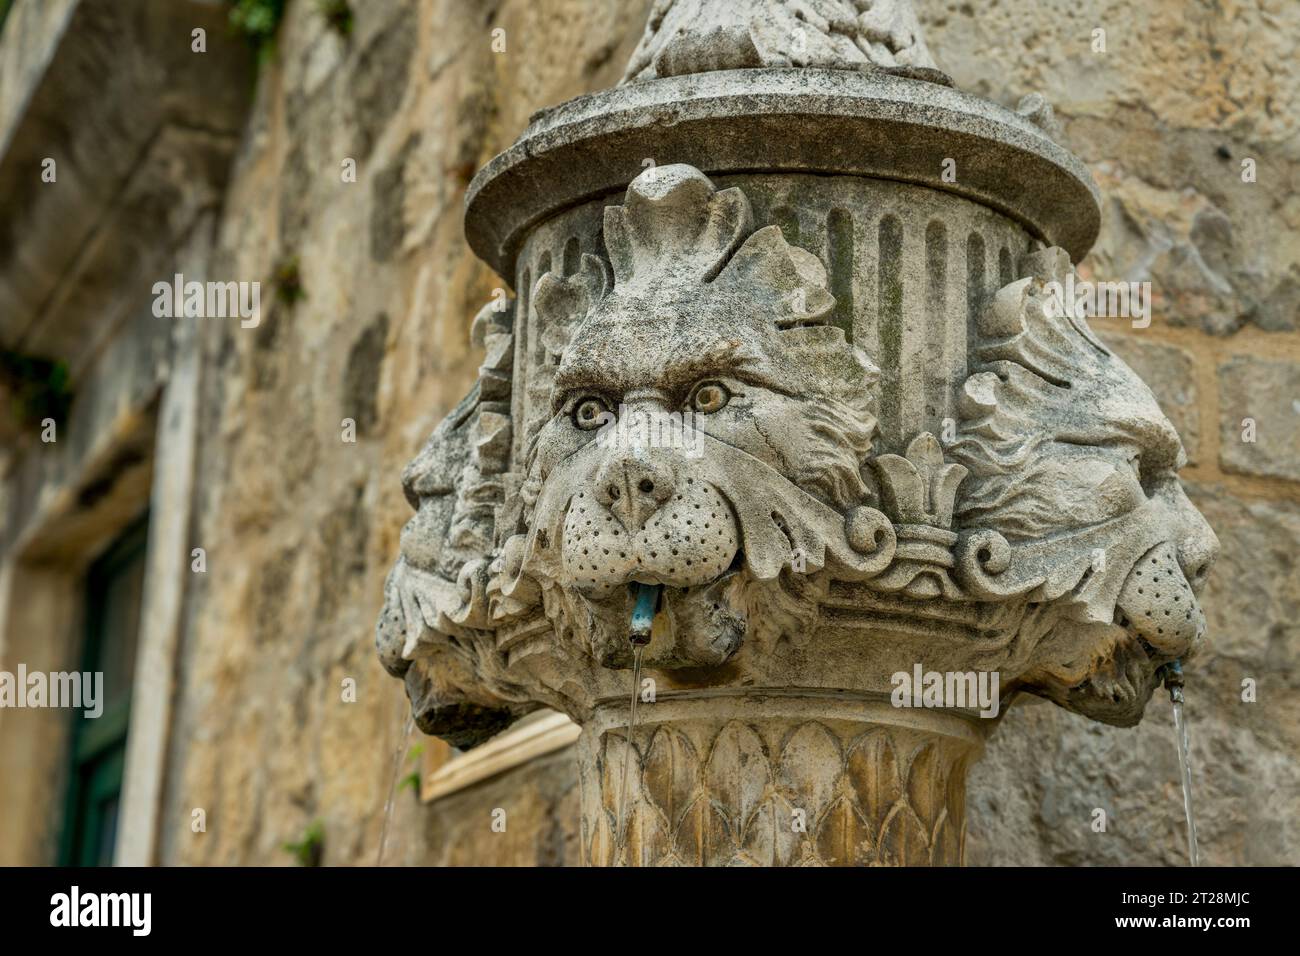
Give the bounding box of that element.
[465,67,1100,279]
[422,710,580,803]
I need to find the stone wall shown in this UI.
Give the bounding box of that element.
[929,0,1300,867]
[157,0,649,867]
[155,0,1295,865]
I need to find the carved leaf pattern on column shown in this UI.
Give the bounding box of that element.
[588,719,971,866]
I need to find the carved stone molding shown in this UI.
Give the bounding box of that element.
[621,0,942,83]
[579,693,978,867]
[378,1,1218,865]
[464,69,1100,280]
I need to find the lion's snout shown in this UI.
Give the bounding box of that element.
[1115,541,1206,657]
[593,451,675,530]
[562,454,739,593]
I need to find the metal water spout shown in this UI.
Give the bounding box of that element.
[1162,659,1185,704]
[628,583,660,647]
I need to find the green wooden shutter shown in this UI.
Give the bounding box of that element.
[59,514,149,866]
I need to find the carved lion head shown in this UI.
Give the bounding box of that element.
[951,248,1219,726]
[506,165,889,667]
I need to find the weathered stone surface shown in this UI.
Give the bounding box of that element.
[369,134,422,263]
[1097,331,1200,464]
[349,2,418,162]
[582,703,973,866]
[621,0,938,81]
[407,749,580,867]
[970,488,1300,866]
[343,314,391,435]
[923,0,1300,861]
[1218,355,1300,482]
[0,0,250,337]
[465,67,1101,278]
[923,0,1300,338]
[1,0,1276,869]
[1191,487,1300,676]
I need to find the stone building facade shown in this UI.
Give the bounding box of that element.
[0,0,1295,866]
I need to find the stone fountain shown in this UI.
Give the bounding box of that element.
[376,0,1218,866]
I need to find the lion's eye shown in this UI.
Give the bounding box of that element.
[689,381,730,414]
[572,397,610,430]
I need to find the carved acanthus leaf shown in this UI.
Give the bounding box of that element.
[621,0,940,83]
[875,432,967,528]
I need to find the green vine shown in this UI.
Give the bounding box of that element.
[273,256,306,306]
[0,350,72,430]
[397,743,424,795]
[317,0,353,37]
[228,0,288,60]
[282,819,324,867]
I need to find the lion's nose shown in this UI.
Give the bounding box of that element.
[1166,484,1219,594]
[1178,520,1220,593]
[594,453,676,530]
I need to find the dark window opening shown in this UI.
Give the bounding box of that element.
[59,514,149,866]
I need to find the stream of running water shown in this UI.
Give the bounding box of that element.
[1172,696,1199,867]
[615,643,646,859]
[376,712,415,866]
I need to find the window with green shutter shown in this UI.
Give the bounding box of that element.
[59,515,149,866]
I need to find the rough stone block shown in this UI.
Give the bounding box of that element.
[970,487,1300,867]
[1218,355,1300,482]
